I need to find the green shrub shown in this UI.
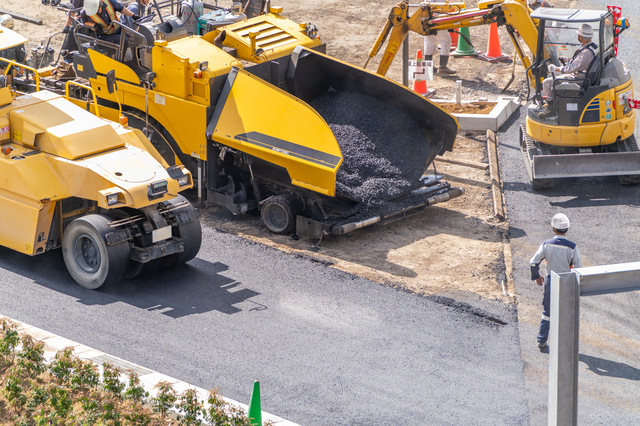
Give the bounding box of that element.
[124,370,149,404]
[151,380,177,420]
[71,359,100,392]
[102,362,126,398]
[49,347,75,385]
[0,318,20,366]
[17,335,46,378]
[177,387,202,425]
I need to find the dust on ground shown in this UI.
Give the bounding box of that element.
[2,0,574,303]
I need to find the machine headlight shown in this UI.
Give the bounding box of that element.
[106,193,120,206]
[177,175,190,186]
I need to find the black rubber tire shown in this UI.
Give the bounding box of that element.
[175,219,202,265]
[62,215,130,289]
[125,261,144,279]
[160,195,202,267]
[618,175,640,185]
[261,195,297,234]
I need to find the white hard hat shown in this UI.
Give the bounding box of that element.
[577,23,594,39]
[0,14,14,30]
[83,0,101,16]
[551,213,570,230]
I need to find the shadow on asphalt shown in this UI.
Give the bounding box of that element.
[508,226,528,239]
[580,353,640,381]
[0,246,261,319]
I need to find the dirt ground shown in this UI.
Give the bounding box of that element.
[1,0,576,303]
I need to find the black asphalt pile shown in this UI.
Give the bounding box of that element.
[310,91,431,208]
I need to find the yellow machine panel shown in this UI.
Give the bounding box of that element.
[0,85,200,288]
[207,68,341,196]
[205,13,322,62]
[9,94,125,159]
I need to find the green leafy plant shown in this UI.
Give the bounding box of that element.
[17,335,46,378]
[99,394,122,425]
[177,387,202,425]
[3,369,27,412]
[203,388,253,426]
[102,362,126,398]
[123,401,153,426]
[0,318,20,366]
[76,393,102,426]
[151,380,177,420]
[49,347,76,385]
[71,359,100,392]
[26,384,50,413]
[48,384,74,420]
[124,370,149,403]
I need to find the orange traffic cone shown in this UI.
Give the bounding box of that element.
[450,30,459,51]
[412,50,428,95]
[479,22,510,62]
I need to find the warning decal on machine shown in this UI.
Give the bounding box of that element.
[0,126,9,135]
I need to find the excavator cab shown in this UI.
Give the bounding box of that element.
[521,8,640,188]
[529,9,621,124]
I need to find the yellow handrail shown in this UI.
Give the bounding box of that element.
[65,80,101,118]
[1,58,40,91]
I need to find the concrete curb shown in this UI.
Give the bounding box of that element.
[0,315,299,426]
[432,97,520,131]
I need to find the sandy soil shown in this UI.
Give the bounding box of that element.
[438,102,496,114]
[3,0,574,303]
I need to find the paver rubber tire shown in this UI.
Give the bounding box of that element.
[261,195,298,234]
[62,214,130,289]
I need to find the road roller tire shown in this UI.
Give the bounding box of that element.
[62,214,130,289]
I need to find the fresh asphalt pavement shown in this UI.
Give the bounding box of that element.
[0,224,527,426]
[501,1,640,423]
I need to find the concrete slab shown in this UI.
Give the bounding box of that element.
[431,97,520,132]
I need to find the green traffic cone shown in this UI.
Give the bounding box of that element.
[451,26,478,57]
[248,380,262,426]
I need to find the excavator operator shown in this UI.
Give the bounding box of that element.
[539,23,596,118]
[81,0,139,44]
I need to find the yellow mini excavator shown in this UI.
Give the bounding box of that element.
[4,3,463,238]
[366,1,639,189]
[0,57,201,289]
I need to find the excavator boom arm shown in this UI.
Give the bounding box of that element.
[369,1,539,82]
[367,1,466,75]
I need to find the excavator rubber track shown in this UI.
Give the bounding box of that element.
[520,125,554,190]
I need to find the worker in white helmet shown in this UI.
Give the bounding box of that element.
[539,23,597,118]
[530,213,582,349]
[81,0,139,43]
[0,14,14,30]
[0,15,27,76]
